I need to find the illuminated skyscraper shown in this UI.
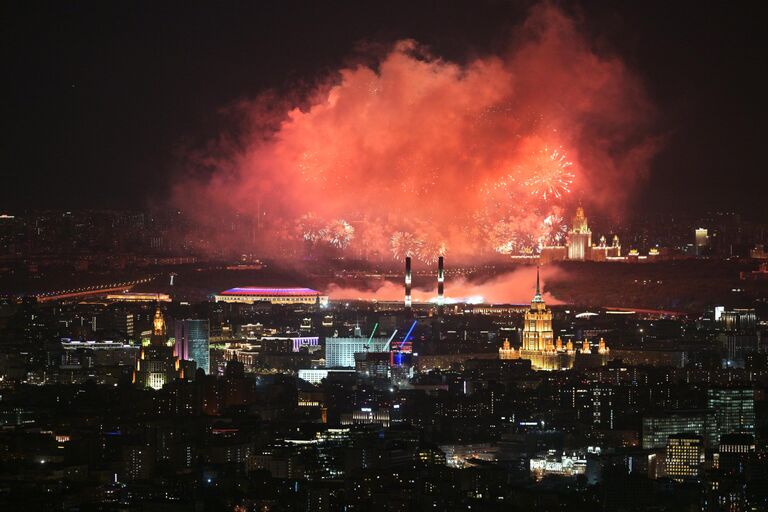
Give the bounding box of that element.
[519,268,563,370]
[521,268,554,353]
[567,207,592,260]
[133,306,181,389]
[518,268,607,370]
[175,319,210,374]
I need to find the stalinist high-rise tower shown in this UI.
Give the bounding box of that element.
[521,267,554,353]
[133,306,182,390]
[567,207,592,261]
[516,267,610,370]
[519,267,572,370]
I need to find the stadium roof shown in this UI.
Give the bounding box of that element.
[219,287,321,296]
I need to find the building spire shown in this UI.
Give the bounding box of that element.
[533,265,543,303]
[152,304,165,337]
[536,265,540,294]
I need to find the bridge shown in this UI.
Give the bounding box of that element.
[34,277,156,303]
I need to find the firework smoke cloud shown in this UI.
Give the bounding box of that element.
[177,4,659,263]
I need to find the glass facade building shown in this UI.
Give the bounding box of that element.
[707,388,755,437]
[175,319,210,374]
[642,410,717,449]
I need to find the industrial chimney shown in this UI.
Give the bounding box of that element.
[437,256,444,308]
[404,256,412,310]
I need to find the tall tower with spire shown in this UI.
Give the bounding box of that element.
[517,268,610,370]
[134,305,182,390]
[567,207,592,261]
[521,266,554,352]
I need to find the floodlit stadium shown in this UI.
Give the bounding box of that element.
[214,287,328,306]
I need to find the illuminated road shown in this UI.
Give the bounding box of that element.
[34,277,156,302]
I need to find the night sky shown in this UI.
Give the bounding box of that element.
[3,1,767,219]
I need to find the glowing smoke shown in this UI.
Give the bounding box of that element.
[326,265,564,305]
[176,4,658,262]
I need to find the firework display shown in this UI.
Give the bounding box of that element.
[323,219,355,249]
[178,5,657,262]
[416,239,448,265]
[297,213,324,243]
[390,232,422,260]
[522,146,574,201]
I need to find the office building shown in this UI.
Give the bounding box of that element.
[325,336,389,368]
[717,308,759,367]
[642,410,717,449]
[719,309,757,333]
[666,434,704,482]
[175,319,210,374]
[707,388,755,436]
[355,351,391,379]
[716,309,759,367]
[717,433,755,475]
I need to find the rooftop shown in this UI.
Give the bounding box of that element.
[219,287,321,296]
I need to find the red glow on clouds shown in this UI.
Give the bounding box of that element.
[327,265,564,305]
[177,4,658,262]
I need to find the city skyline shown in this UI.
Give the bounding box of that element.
[2,2,768,510]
